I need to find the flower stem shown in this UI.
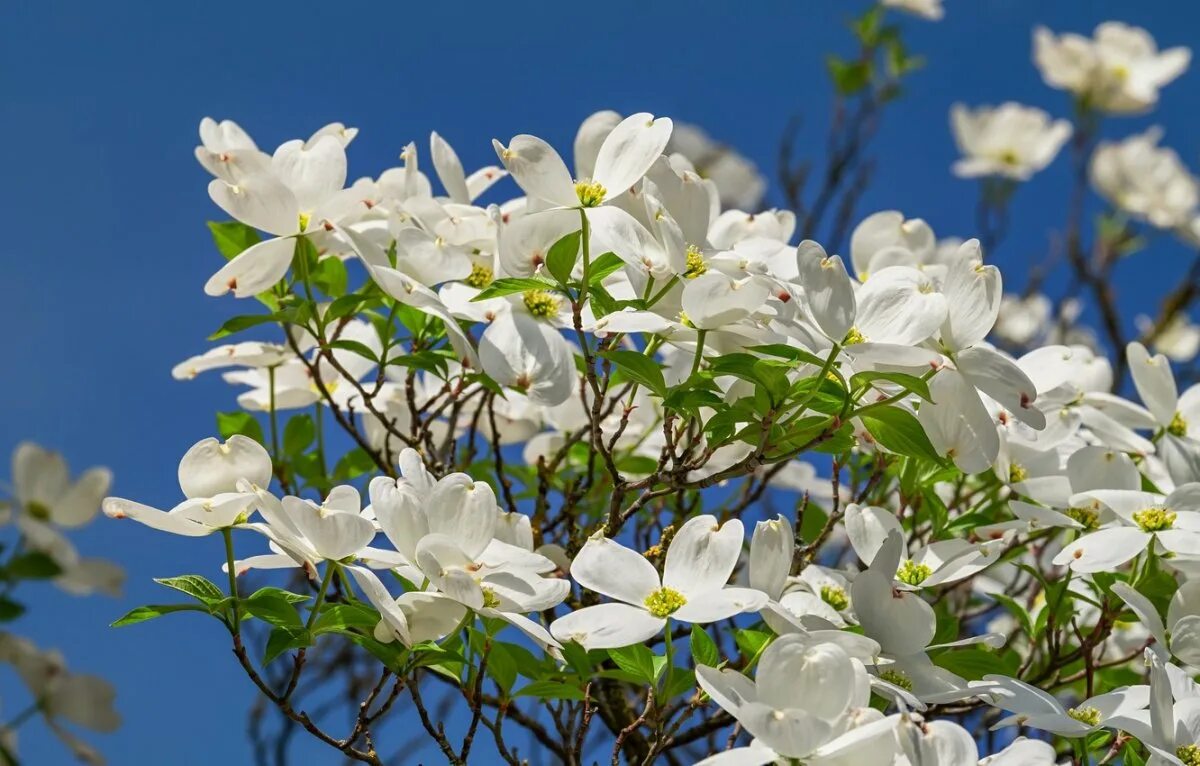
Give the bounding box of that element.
[222,527,241,634]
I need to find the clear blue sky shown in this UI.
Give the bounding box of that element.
[2,1,1196,763]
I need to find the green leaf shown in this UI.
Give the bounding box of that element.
[0,596,24,622]
[111,603,209,627]
[485,643,519,694]
[990,594,1034,638]
[690,624,719,667]
[932,648,1019,681]
[849,371,932,402]
[472,277,556,301]
[5,552,62,579]
[601,349,667,398]
[208,313,277,341]
[154,574,226,604]
[264,626,312,664]
[587,252,625,284]
[327,339,379,364]
[312,255,348,297]
[247,587,310,605]
[283,414,315,456]
[208,221,261,260]
[216,411,265,445]
[243,591,303,629]
[312,603,380,635]
[748,343,826,368]
[545,231,581,286]
[826,55,871,96]
[608,644,663,685]
[860,407,941,462]
[513,680,587,701]
[733,629,772,663]
[662,666,695,699]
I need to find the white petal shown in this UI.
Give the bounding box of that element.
[672,587,767,624]
[592,113,672,200]
[918,371,1000,474]
[478,311,575,406]
[795,240,855,341]
[851,569,935,656]
[430,131,469,203]
[1127,341,1178,425]
[749,515,793,599]
[204,235,297,298]
[425,474,498,560]
[664,515,744,595]
[1052,527,1150,573]
[493,135,577,208]
[208,174,299,236]
[178,435,272,499]
[271,136,347,211]
[939,242,1001,351]
[569,536,659,605]
[549,603,662,650]
[283,497,375,561]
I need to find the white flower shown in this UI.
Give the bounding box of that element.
[665,122,766,211]
[1113,579,1200,666]
[1126,341,1200,485]
[102,436,270,536]
[494,112,671,210]
[950,103,1071,180]
[975,673,1148,737]
[1034,22,1190,114]
[1053,486,1200,573]
[10,443,110,529]
[1137,313,1200,363]
[549,515,765,650]
[848,210,936,281]
[694,634,898,765]
[882,0,943,21]
[478,310,576,406]
[205,134,358,297]
[1091,129,1199,231]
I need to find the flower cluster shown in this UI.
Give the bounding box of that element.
[94,7,1200,766]
[0,445,121,764]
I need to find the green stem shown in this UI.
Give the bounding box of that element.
[579,210,592,297]
[306,563,337,631]
[222,527,241,633]
[690,330,708,377]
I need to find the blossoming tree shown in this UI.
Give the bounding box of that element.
[74,2,1200,765]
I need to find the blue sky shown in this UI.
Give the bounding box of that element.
[2,1,1197,763]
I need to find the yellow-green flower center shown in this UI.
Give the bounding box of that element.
[1008,463,1028,483]
[843,327,866,345]
[523,290,561,319]
[1178,744,1200,766]
[466,264,494,289]
[481,587,500,609]
[26,501,51,522]
[1067,506,1101,531]
[678,311,696,329]
[896,560,932,586]
[998,149,1020,167]
[575,180,606,208]
[1170,411,1189,437]
[298,212,311,232]
[1133,507,1176,533]
[644,587,687,618]
[684,245,707,279]
[879,669,913,691]
[1067,706,1101,726]
[820,585,849,611]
